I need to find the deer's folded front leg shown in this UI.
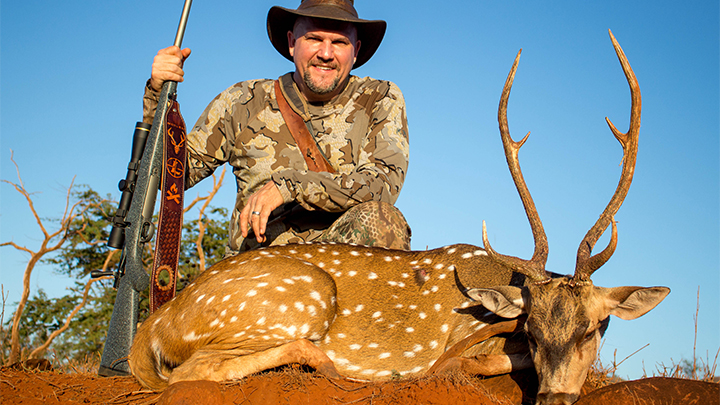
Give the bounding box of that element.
[430,353,533,376]
[169,338,341,384]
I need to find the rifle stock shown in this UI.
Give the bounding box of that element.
[99,0,192,377]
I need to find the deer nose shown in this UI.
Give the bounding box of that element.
[535,392,579,405]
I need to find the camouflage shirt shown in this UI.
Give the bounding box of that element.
[143,73,409,252]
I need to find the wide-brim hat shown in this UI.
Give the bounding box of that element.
[267,0,387,69]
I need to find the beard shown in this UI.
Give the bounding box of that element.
[303,62,342,95]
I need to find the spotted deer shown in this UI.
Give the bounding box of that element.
[129,31,669,405]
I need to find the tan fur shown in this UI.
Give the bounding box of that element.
[129,243,526,391]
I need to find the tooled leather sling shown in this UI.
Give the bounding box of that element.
[274,79,336,173]
[150,97,187,313]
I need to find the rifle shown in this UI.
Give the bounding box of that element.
[95,0,193,377]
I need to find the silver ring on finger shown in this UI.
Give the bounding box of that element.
[251,211,261,215]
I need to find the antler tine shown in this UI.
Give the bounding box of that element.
[574,30,642,282]
[484,49,550,283]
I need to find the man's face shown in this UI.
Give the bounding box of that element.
[288,18,360,102]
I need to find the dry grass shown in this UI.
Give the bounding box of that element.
[589,286,719,386]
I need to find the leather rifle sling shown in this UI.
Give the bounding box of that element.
[274,80,335,173]
[150,97,187,313]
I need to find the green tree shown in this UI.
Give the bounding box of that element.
[3,165,228,365]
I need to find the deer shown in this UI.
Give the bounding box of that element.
[128,30,669,405]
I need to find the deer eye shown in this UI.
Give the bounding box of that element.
[581,329,596,345]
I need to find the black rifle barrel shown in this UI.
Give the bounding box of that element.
[99,0,193,377]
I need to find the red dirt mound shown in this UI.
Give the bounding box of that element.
[2,362,717,405]
[0,364,537,405]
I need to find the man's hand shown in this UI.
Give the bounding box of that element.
[240,181,285,243]
[150,46,192,92]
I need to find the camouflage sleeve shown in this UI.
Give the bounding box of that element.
[271,82,409,212]
[142,80,159,125]
[184,87,242,189]
[142,80,238,190]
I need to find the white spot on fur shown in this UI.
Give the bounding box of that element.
[350,344,362,350]
[447,248,457,254]
[441,324,449,333]
[183,331,208,342]
[355,304,364,312]
[222,295,231,302]
[279,304,288,313]
[246,290,257,297]
[372,311,382,318]
[348,271,357,276]
[368,272,378,280]
[276,286,286,292]
[474,250,487,256]
[379,352,391,359]
[350,251,360,256]
[406,327,415,333]
[429,340,439,349]
[294,302,305,312]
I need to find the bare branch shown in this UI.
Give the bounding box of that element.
[30,261,115,359]
[195,167,226,271]
[0,241,34,256]
[1,153,88,364]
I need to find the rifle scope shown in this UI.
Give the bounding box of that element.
[108,122,152,249]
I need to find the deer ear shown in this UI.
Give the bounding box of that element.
[604,286,670,320]
[466,286,526,318]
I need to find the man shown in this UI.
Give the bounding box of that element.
[145,0,411,255]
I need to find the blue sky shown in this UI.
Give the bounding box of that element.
[1,1,718,379]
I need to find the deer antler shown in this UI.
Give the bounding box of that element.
[483,49,550,284]
[573,30,642,283]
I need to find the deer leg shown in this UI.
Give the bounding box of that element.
[168,339,341,385]
[431,353,533,376]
